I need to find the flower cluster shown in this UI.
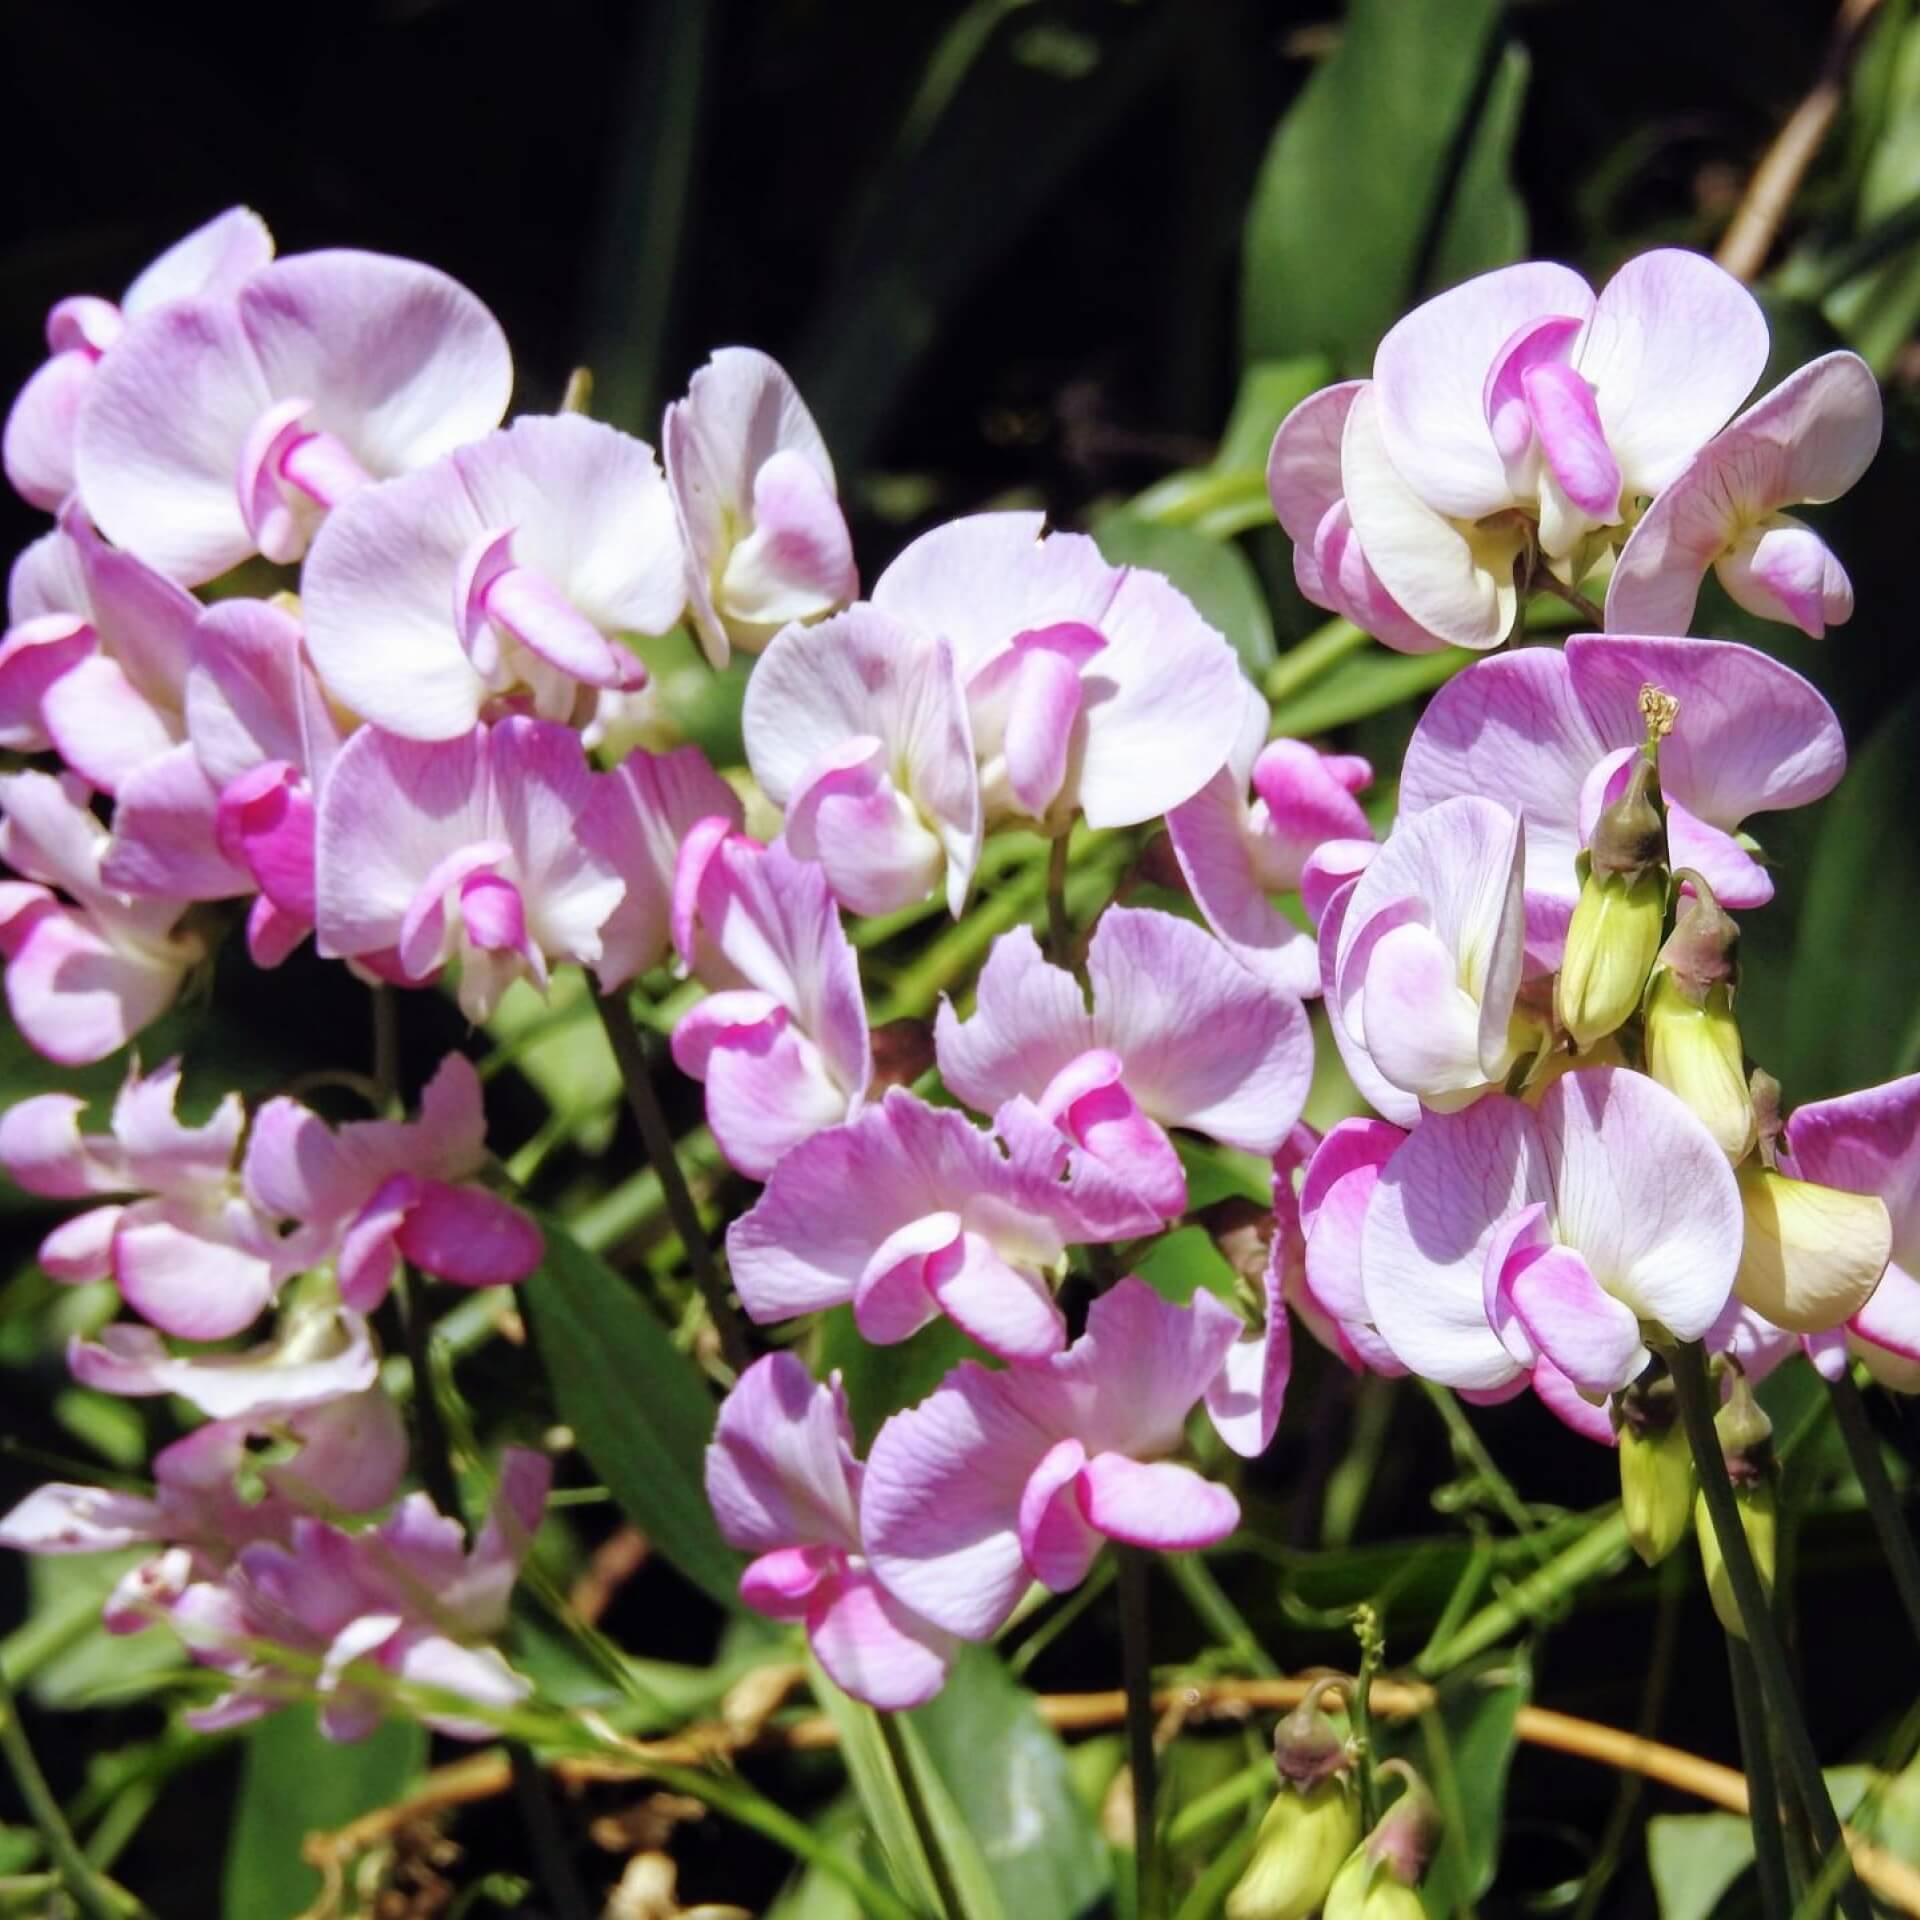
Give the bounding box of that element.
[0,212,1908,1747]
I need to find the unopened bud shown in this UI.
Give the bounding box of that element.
[1618,1415,1696,1567]
[1227,1778,1361,1920]
[1556,866,1665,1050]
[1272,1678,1352,1790]
[1323,1854,1427,1920]
[1696,1475,1777,1640]
[1714,1367,1774,1477]
[1323,1762,1440,1920]
[1644,971,1755,1162]
[1658,876,1739,995]
[1735,1163,1891,1333]
[1588,752,1666,879]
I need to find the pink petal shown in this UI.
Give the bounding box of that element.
[1077,1454,1240,1550]
[40,1205,125,1283]
[41,652,178,795]
[1018,1437,1103,1590]
[1042,1059,1187,1223]
[742,1544,837,1619]
[0,1092,117,1197]
[187,596,342,790]
[705,1351,862,1556]
[807,1567,954,1711]
[1315,875,1421,1128]
[1720,518,1854,639]
[103,744,252,900]
[122,206,274,316]
[933,924,1094,1116]
[217,762,319,914]
[1531,1358,1620,1446]
[1499,1236,1645,1396]
[394,1180,542,1288]
[0,615,93,752]
[717,447,857,632]
[3,902,187,1066]
[0,1482,166,1554]
[114,1198,278,1341]
[4,349,93,511]
[1205,1249,1291,1459]
[337,1177,413,1312]
[69,1311,380,1419]
[1523,360,1621,519]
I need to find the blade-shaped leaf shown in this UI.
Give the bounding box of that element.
[1094,513,1277,679]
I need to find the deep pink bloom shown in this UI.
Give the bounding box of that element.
[861,1279,1242,1639]
[671,829,871,1179]
[1400,636,1844,949]
[245,1053,541,1311]
[302,414,685,740]
[75,249,511,583]
[1297,1117,1410,1377]
[314,715,624,1020]
[1164,681,1374,996]
[664,348,856,667]
[935,909,1312,1221]
[4,207,272,512]
[707,1355,954,1709]
[1608,353,1881,638]
[727,1087,1156,1362]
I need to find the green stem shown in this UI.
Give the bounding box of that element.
[1529,568,1605,629]
[1162,1554,1277,1677]
[397,1267,462,1522]
[1262,617,1367,705]
[1116,1546,1160,1918]
[876,1711,964,1920]
[1729,1636,1794,1920]
[593,988,752,1373]
[1827,1367,1920,1642]
[1349,1606,1383,1829]
[1419,1381,1552,1564]
[1668,1342,1869,1920]
[1045,832,1074,971]
[371,981,401,1116]
[0,1665,150,1920]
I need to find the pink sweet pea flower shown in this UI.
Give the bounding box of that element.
[1399,636,1845,950]
[244,1053,542,1311]
[742,603,981,917]
[706,1355,954,1709]
[302,414,685,740]
[1781,1075,1920,1391]
[670,829,871,1179]
[314,715,624,1021]
[934,908,1312,1222]
[663,347,857,668]
[0,1391,406,1634]
[74,249,512,585]
[69,1304,382,1421]
[0,1059,291,1340]
[1275,253,1768,651]
[1164,680,1375,996]
[171,1450,548,1740]
[728,1087,1155,1363]
[0,769,202,1065]
[1297,1117,1411,1377]
[1607,352,1882,639]
[3,207,273,513]
[871,512,1244,835]
[1361,1068,1741,1420]
[1327,795,1530,1116]
[861,1278,1242,1639]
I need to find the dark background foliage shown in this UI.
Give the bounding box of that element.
[2,2,1917,1915]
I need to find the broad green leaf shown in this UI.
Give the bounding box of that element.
[1268,646,1473,738]
[818,1304,979,1449]
[1217,357,1336,473]
[223,1705,423,1919]
[484,972,621,1154]
[764,1794,869,1920]
[521,1218,740,1608]
[1136,1225,1240,1306]
[908,1644,1111,1920]
[1241,0,1510,369]
[1094,513,1277,678]
[27,1553,182,1710]
[1645,1811,1756,1920]
[1424,45,1530,290]
[1783,691,1920,1099]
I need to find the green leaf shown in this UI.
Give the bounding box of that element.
[223,1706,423,1920]
[1135,1225,1240,1307]
[817,1305,979,1450]
[1268,646,1473,737]
[1094,512,1276,677]
[1241,0,1511,369]
[1217,357,1336,473]
[908,1645,1111,1920]
[1424,44,1530,289]
[1645,1811,1755,1920]
[521,1218,740,1609]
[1782,691,1920,1099]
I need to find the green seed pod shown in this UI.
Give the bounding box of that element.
[1556,866,1666,1051]
[1226,1779,1362,1920]
[1619,1417,1696,1567]
[1696,1477,1777,1639]
[1645,971,1755,1162]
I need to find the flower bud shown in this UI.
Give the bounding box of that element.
[1735,1163,1891,1333]
[1644,971,1755,1162]
[1227,1779,1361,1920]
[1556,866,1665,1051]
[1696,1476,1777,1639]
[1272,1679,1352,1790]
[1323,1854,1428,1920]
[1618,1413,1696,1567]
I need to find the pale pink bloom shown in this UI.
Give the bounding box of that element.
[75,249,511,585]
[593,745,744,989]
[664,347,856,668]
[4,207,273,513]
[0,1059,288,1340]
[871,512,1243,834]
[1362,1068,1741,1413]
[245,1053,541,1311]
[170,1450,548,1740]
[302,414,684,740]
[1297,1117,1411,1377]
[70,1304,382,1421]
[314,716,624,1021]
[670,829,871,1180]
[1273,253,1768,650]
[727,1087,1156,1363]
[1164,680,1374,996]
[1400,635,1844,950]
[707,1355,954,1709]
[1781,1075,1920,1391]
[1327,795,1528,1116]
[861,1279,1242,1639]
[1608,353,1881,639]
[934,909,1312,1222]
[0,1391,406,1635]
[0,769,202,1064]
[742,603,981,917]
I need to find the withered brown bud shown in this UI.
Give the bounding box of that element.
[1588,752,1666,878]
[1657,873,1740,1001]
[868,1018,936,1093]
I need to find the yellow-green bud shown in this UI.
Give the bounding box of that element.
[1696,1476,1777,1639]
[1556,866,1666,1051]
[1227,1779,1361,1920]
[1323,1852,1428,1920]
[1735,1163,1892,1333]
[1619,1416,1696,1566]
[1645,971,1755,1161]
